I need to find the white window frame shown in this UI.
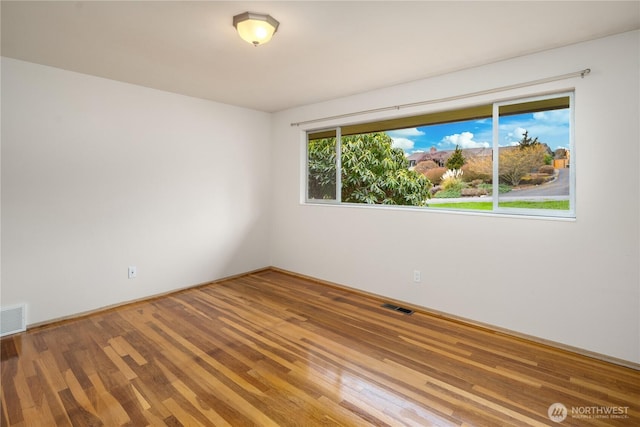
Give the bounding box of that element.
[304,91,576,219]
[305,127,341,204]
[492,92,575,218]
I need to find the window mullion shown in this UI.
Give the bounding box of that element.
[492,103,499,211]
[336,127,342,203]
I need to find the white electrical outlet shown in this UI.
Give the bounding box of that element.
[413,270,421,283]
[128,266,137,279]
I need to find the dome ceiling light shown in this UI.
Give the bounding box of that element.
[233,12,279,47]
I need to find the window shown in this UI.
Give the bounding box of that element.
[307,129,338,202]
[493,95,573,216]
[306,92,574,218]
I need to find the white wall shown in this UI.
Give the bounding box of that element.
[270,31,640,364]
[1,58,272,325]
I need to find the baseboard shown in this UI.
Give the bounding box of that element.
[13,265,638,371]
[24,267,272,332]
[267,266,640,371]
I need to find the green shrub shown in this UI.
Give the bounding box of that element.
[440,169,464,191]
[519,175,552,186]
[462,162,491,183]
[423,167,447,185]
[414,160,439,174]
[461,188,489,197]
[434,188,462,198]
[478,183,512,194]
[538,165,555,174]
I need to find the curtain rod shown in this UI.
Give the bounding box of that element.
[290,68,590,128]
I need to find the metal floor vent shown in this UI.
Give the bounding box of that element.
[1,304,26,337]
[381,303,414,315]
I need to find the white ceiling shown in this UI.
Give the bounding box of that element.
[2,1,639,112]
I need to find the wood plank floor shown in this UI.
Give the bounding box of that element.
[2,269,638,426]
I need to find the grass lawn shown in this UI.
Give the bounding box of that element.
[428,200,570,210]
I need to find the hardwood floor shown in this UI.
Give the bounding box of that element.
[2,269,638,426]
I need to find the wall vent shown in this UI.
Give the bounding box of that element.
[381,303,414,315]
[1,304,26,337]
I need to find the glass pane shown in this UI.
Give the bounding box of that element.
[387,119,495,211]
[340,132,431,206]
[307,133,337,200]
[497,96,571,212]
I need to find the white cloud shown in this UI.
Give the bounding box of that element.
[387,128,425,137]
[441,131,490,148]
[500,108,570,149]
[391,137,414,150]
[505,127,527,145]
[533,109,569,123]
[510,127,527,139]
[388,129,423,151]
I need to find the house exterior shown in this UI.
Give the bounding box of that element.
[410,145,561,170]
[409,146,493,168]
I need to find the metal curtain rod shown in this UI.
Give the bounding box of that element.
[290,68,591,128]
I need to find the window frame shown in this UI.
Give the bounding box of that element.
[492,92,575,218]
[304,90,575,219]
[305,127,341,204]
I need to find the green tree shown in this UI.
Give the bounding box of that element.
[544,153,554,165]
[308,132,432,206]
[446,145,465,170]
[518,130,539,149]
[342,133,432,205]
[307,137,337,200]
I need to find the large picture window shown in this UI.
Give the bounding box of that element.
[306,92,574,218]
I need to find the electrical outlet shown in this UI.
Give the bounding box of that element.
[413,270,421,283]
[128,266,137,279]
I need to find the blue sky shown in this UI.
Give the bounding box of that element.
[387,108,570,154]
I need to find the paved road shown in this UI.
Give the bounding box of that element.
[507,168,569,197]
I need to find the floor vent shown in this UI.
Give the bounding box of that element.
[381,303,414,315]
[1,304,26,337]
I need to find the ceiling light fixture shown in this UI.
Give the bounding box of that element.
[233,12,279,47]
